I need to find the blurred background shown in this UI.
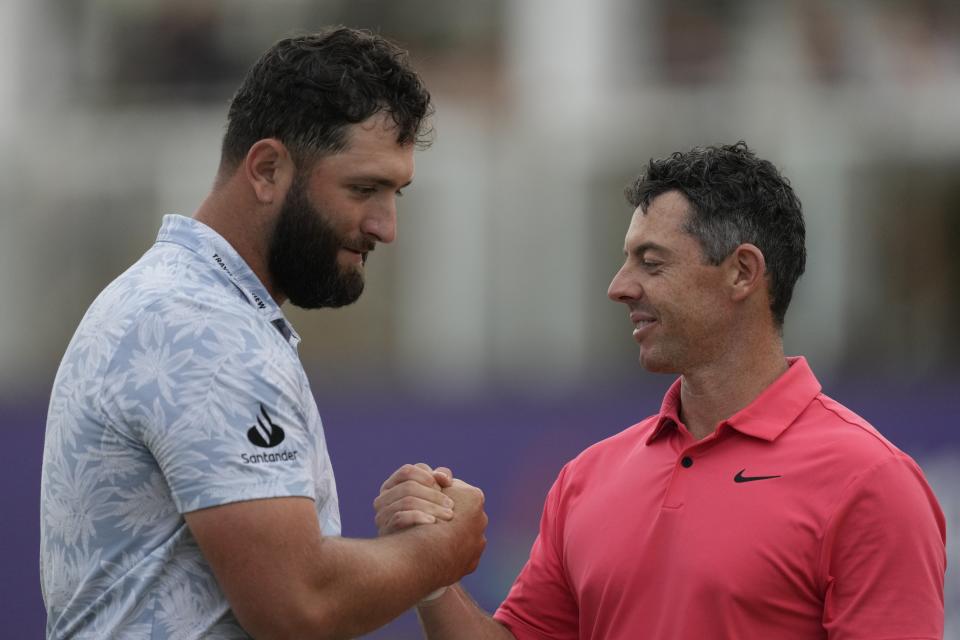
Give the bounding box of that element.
[2,0,959,637]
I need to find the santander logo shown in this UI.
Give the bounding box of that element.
[247,405,286,448]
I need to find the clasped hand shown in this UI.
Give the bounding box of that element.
[374,463,458,535]
[373,462,488,591]
[373,462,486,536]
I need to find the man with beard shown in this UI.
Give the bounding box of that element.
[376,143,946,639]
[40,28,487,639]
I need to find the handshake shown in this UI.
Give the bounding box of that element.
[374,464,489,599]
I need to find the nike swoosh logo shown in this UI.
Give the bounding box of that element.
[734,469,782,483]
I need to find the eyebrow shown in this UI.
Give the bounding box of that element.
[625,241,672,257]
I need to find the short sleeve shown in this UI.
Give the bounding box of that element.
[100,297,317,514]
[820,454,946,639]
[494,465,579,640]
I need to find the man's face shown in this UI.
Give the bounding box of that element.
[607,191,732,373]
[269,113,415,309]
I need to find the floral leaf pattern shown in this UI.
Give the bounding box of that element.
[41,215,341,639]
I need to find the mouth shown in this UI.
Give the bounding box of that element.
[629,312,658,341]
[341,246,372,265]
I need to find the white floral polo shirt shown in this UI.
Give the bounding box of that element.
[40,215,340,639]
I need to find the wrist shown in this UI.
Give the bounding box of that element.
[418,584,453,607]
[408,518,460,587]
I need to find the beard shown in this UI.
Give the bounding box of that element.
[268,176,371,309]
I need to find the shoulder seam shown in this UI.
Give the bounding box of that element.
[810,395,898,455]
[94,296,178,434]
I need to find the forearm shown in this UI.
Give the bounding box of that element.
[288,528,454,639]
[416,584,515,640]
[188,491,484,640]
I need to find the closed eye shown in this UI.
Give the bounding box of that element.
[351,185,377,196]
[350,185,406,198]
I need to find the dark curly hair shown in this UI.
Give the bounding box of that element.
[220,27,432,171]
[625,142,806,328]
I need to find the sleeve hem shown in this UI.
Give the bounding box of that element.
[492,609,562,640]
[177,483,317,514]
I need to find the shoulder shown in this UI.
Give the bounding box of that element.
[58,243,259,399]
[799,392,907,463]
[101,244,275,351]
[790,392,937,514]
[102,290,292,392]
[94,248,298,415]
[80,243,252,335]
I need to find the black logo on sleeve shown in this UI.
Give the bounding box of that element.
[734,469,782,483]
[247,405,286,448]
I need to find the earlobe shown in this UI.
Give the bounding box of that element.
[244,139,293,205]
[730,243,766,302]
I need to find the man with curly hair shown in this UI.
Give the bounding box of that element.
[377,143,946,639]
[41,27,487,639]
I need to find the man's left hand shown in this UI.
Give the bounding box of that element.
[374,463,455,535]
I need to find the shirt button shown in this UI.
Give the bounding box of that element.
[681,456,694,468]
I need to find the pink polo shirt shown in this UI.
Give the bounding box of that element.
[494,357,946,639]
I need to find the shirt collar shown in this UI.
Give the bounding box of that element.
[646,356,821,444]
[155,214,301,347]
[647,378,684,444]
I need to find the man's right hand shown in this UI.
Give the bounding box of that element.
[437,478,488,580]
[371,466,510,639]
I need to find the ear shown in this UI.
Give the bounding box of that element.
[727,243,767,303]
[242,139,295,205]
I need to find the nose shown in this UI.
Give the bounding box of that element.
[607,264,640,303]
[361,197,398,244]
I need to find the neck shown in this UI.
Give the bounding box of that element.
[678,334,787,441]
[193,183,286,306]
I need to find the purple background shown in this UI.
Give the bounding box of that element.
[5,372,958,638]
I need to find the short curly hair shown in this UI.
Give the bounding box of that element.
[625,142,806,327]
[220,27,432,171]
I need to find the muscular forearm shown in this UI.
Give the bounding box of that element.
[189,490,484,640]
[278,527,455,639]
[416,584,515,640]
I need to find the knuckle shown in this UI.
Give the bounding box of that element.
[385,464,411,485]
[401,479,426,492]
